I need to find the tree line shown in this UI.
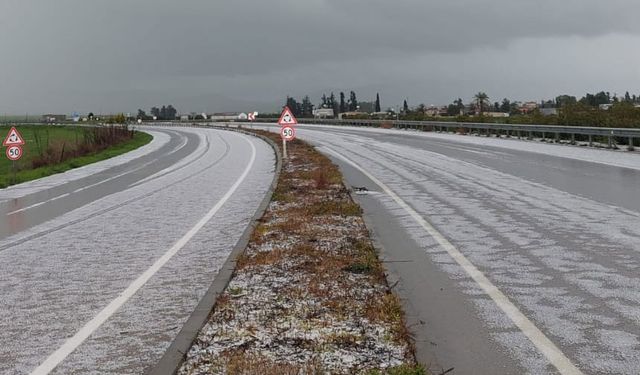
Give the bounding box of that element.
[137,105,178,120]
[284,91,382,118]
[407,91,640,128]
[282,89,640,128]
[456,91,640,115]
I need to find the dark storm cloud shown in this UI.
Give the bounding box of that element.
[1,0,639,113]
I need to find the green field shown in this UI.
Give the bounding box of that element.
[0,125,152,188]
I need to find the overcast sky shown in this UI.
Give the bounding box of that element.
[1,0,640,115]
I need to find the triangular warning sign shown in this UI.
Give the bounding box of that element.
[278,106,298,126]
[3,127,25,147]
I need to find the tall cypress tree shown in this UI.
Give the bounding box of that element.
[349,91,358,111]
[375,93,381,112]
[330,92,339,115]
[303,96,315,117]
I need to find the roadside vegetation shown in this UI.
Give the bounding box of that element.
[277,90,640,129]
[0,124,152,188]
[179,130,425,375]
[411,101,640,129]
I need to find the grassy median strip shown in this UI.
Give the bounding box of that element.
[179,130,425,375]
[0,125,152,188]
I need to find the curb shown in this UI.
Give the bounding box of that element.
[147,128,282,375]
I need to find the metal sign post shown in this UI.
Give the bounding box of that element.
[282,138,287,159]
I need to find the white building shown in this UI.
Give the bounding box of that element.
[313,108,335,118]
[484,112,510,118]
[210,113,241,121]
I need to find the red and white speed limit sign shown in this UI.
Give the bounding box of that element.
[6,145,23,161]
[281,126,296,141]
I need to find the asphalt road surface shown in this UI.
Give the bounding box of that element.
[259,123,640,375]
[0,126,275,374]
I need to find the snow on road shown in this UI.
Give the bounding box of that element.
[297,126,640,375]
[0,128,275,374]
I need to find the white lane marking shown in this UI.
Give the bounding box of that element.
[322,146,584,375]
[71,170,133,193]
[29,134,258,375]
[7,194,71,215]
[71,134,190,194]
[6,165,149,215]
[7,202,46,214]
[130,132,206,187]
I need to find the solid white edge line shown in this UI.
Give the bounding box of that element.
[321,146,584,375]
[29,134,258,375]
[7,191,70,216]
[7,202,46,215]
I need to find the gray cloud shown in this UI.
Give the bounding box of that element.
[1,0,639,113]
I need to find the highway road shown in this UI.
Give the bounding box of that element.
[259,123,640,375]
[0,127,275,374]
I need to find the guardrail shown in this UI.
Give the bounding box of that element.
[252,118,640,151]
[39,118,636,151]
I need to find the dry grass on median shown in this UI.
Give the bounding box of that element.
[179,131,425,375]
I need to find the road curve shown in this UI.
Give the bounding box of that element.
[0,127,275,374]
[258,123,640,375]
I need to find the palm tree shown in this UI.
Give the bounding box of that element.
[474,92,490,115]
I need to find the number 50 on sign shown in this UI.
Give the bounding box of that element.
[281,126,295,141]
[6,145,23,161]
